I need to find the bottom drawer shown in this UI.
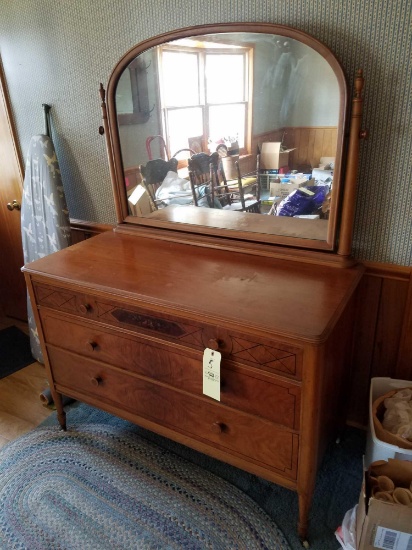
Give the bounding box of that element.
[49,347,299,480]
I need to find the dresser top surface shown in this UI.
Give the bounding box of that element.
[23,231,363,342]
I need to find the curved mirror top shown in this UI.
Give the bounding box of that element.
[108,26,347,250]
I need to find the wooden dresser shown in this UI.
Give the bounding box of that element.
[23,230,364,540]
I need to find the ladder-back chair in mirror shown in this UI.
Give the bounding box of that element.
[187,149,261,213]
[233,156,261,213]
[139,157,178,211]
[187,152,220,209]
[21,22,367,550]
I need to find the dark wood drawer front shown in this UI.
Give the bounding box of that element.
[41,311,200,391]
[34,281,301,379]
[221,366,301,431]
[34,282,202,340]
[49,347,298,479]
[41,313,301,430]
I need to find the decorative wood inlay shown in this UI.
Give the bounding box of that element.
[96,302,117,317]
[35,285,298,375]
[35,286,78,312]
[178,329,204,347]
[231,337,296,375]
[95,301,204,341]
[110,309,188,337]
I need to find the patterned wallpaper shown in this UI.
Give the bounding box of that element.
[0,0,411,264]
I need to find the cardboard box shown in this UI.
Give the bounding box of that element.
[127,184,153,216]
[269,176,310,199]
[356,459,412,550]
[270,181,302,199]
[260,142,295,170]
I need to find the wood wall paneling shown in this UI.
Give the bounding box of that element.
[396,273,412,380]
[348,263,411,427]
[347,273,382,426]
[253,126,338,171]
[283,127,338,169]
[69,219,113,245]
[372,277,408,378]
[124,166,142,189]
[126,127,338,185]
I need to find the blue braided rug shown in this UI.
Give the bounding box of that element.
[0,424,290,550]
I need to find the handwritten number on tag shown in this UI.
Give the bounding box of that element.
[203,348,221,401]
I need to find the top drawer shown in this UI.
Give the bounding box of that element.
[33,281,303,379]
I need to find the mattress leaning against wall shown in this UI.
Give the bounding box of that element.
[21,106,71,362]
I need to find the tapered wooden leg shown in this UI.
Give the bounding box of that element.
[51,389,67,431]
[298,492,310,545]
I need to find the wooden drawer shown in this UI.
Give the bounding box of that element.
[48,346,299,480]
[40,311,301,430]
[34,281,302,379]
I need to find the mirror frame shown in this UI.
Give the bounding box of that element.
[101,23,363,257]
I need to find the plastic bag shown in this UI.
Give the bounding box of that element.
[276,185,329,217]
[276,189,314,217]
[156,171,191,202]
[335,505,357,550]
[309,185,329,210]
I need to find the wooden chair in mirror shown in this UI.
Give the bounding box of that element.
[139,158,178,210]
[188,152,221,208]
[229,156,261,213]
[188,151,261,213]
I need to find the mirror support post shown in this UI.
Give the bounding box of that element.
[338,70,366,257]
[100,84,125,224]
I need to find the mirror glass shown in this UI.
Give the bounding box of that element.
[109,28,346,249]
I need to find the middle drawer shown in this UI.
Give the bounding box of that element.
[40,311,301,431]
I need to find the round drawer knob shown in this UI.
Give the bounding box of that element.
[211,421,225,434]
[79,303,92,314]
[90,376,102,387]
[208,338,221,351]
[86,340,98,351]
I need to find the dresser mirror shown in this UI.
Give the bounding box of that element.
[102,23,364,255]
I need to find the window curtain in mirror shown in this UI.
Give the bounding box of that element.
[21,135,71,362]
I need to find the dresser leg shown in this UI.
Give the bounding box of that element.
[53,391,67,431]
[298,492,310,543]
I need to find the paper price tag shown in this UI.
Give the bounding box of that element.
[203,348,221,401]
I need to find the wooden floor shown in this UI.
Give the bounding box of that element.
[0,316,52,449]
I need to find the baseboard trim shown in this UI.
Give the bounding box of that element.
[70,219,114,235]
[363,260,411,281]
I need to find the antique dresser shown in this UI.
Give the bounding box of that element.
[23,23,367,545]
